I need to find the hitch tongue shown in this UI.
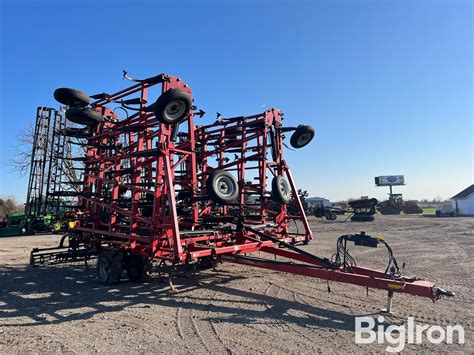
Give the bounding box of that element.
[436,287,455,298]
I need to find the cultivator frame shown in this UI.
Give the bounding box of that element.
[31,73,453,309]
[25,107,70,216]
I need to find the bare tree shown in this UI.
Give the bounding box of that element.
[10,121,35,176]
[10,117,84,193]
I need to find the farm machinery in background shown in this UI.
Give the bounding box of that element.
[348,198,378,221]
[312,197,378,222]
[29,72,453,312]
[314,206,346,220]
[0,212,57,237]
[0,107,80,237]
[306,196,346,221]
[377,194,423,215]
[375,175,423,215]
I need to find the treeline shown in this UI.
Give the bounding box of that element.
[0,197,23,217]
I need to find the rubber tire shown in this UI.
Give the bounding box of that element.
[198,256,216,269]
[61,128,89,138]
[66,107,103,126]
[54,88,90,107]
[226,126,243,136]
[290,125,315,149]
[26,221,37,235]
[330,213,337,220]
[206,170,239,204]
[272,176,291,205]
[97,251,123,285]
[126,254,151,282]
[153,89,192,124]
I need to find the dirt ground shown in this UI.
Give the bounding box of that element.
[0,215,472,354]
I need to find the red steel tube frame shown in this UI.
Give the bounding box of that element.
[67,73,443,302]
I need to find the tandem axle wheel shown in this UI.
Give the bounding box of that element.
[97,251,151,284]
[97,251,123,285]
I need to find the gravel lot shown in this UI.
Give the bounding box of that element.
[0,215,472,353]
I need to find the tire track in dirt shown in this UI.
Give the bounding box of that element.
[289,290,382,352]
[195,289,233,354]
[176,291,210,353]
[196,281,309,353]
[262,283,321,352]
[281,283,380,315]
[284,287,343,349]
[234,284,316,353]
[205,281,290,353]
[176,287,232,354]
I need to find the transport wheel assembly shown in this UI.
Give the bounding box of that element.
[153,89,192,124]
[59,127,90,138]
[66,107,104,126]
[272,175,291,204]
[54,87,90,107]
[198,256,216,269]
[126,254,151,282]
[206,170,239,204]
[290,125,315,148]
[97,251,123,285]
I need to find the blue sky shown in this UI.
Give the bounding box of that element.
[0,0,472,202]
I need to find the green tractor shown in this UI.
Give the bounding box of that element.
[0,213,31,237]
[0,213,53,237]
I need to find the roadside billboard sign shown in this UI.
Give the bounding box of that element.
[375,175,405,186]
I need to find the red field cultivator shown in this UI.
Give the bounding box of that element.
[31,73,453,311]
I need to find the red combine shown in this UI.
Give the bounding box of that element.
[31,73,452,311]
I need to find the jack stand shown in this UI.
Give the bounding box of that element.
[156,260,166,283]
[169,263,179,293]
[381,290,394,314]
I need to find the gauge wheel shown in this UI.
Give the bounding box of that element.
[66,107,103,126]
[290,125,315,148]
[54,88,90,107]
[272,175,291,204]
[206,170,239,204]
[153,89,192,124]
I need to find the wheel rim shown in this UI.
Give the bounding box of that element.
[164,100,186,121]
[215,176,235,197]
[297,133,311,146]
[279,180,289,198]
